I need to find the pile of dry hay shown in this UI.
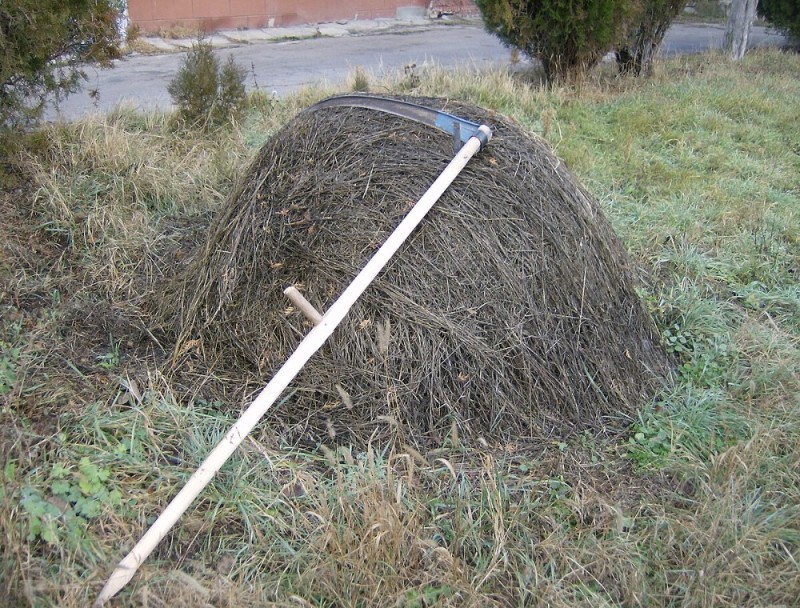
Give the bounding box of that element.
[161,95,670,447]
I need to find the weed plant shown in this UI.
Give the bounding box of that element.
[0,49,798,606]
[168,40,248,129]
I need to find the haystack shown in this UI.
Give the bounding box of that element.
[163,95,669,447]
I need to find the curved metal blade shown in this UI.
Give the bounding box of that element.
[305,94,482,149]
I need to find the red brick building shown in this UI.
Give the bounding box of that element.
[127,0,434,33]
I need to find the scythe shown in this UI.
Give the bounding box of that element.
[95,96,492,605]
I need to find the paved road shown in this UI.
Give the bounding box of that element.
[52,21,786,121]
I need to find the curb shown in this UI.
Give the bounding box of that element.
[130,15,480,55]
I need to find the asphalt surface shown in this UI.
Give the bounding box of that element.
[51,20,786,121]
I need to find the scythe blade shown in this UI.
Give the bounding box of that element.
[305,94,484,151]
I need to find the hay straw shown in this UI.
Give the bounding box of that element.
[160,95,670,447]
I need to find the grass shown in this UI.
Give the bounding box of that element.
[1,49,799,606]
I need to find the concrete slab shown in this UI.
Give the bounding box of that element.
[317,25,350,38]
[169,35,231,49]
[222,29,274,43]
[142,37,179,52]
[345,19,397,34]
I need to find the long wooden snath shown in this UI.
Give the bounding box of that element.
[94,123,492,606]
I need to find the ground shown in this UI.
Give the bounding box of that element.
[1,49,799,607]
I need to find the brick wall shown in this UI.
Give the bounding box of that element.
[128,0,431,33]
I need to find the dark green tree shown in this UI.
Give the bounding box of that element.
[759,0,800,45]
[474,0,634,84]
[617,0,688,76]
[0,0,121,130]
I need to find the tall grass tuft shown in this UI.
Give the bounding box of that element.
[24,110,248,299]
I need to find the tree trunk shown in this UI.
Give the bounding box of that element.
[725,0,759,60]
[617,19,673,77]
[617,0,688,77]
